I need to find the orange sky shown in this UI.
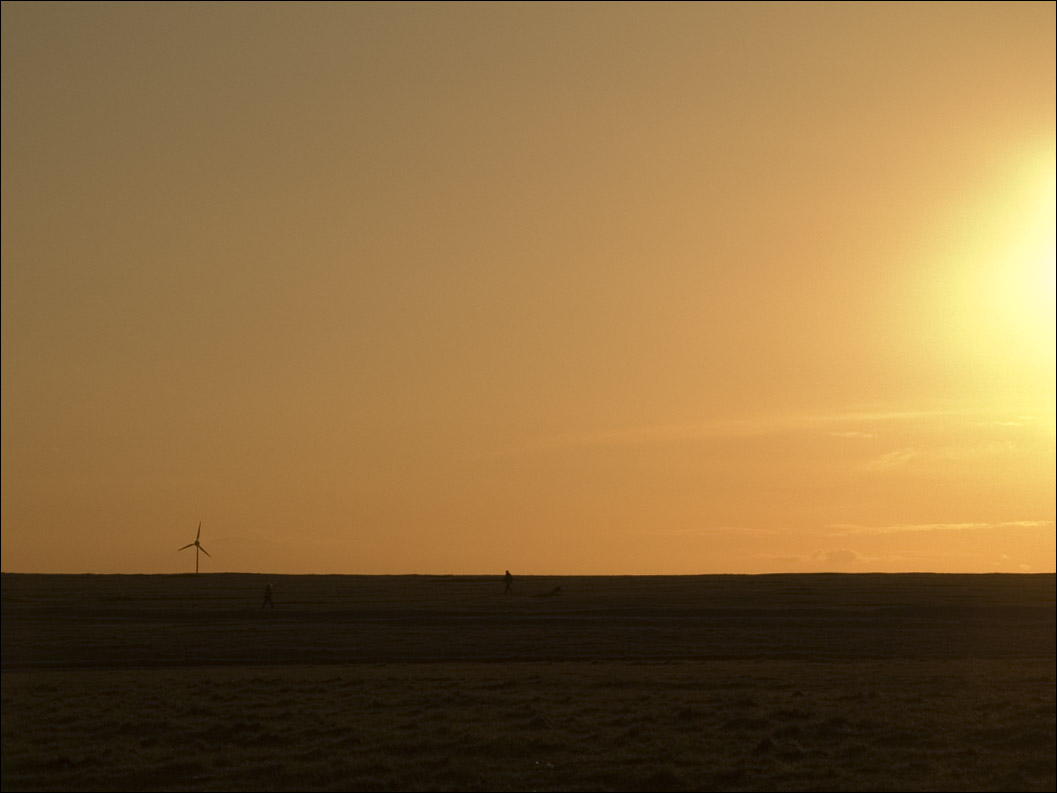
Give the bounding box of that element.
[2,2,1054,575]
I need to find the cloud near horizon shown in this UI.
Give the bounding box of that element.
[826,520,1054,536]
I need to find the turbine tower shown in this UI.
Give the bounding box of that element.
[178,521,211,574]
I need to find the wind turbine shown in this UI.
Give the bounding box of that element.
[178,521,211,574]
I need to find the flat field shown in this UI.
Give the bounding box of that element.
[2,572,1054,791]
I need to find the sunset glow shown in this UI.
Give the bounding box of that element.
[2,2,1054,574]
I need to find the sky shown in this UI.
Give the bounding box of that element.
[2,1,1054,575]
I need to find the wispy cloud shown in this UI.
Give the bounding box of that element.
[826,520,1054,536]
[810,548,861,567]
[752,547,904,567]
[975,415,1046,428]
[470,399,1053,462]
[473,405,970,459]
[857,439,1026,473]
[861,447,919,471]
[640,525,782,537]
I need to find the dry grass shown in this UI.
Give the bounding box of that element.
[2,573,1054,791]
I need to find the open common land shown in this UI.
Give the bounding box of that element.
[2,572,1054,791]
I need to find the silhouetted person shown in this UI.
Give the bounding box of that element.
[504,569,513,593]
[262,582,274,608]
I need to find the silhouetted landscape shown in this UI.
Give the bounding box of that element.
[2,573,1053,791]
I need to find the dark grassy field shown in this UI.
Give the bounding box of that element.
[2,573,1054,791]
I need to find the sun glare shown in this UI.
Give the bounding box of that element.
[1002,166,1057,362]
[956,159,1057,379]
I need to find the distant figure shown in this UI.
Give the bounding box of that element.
[504,569,513,593]
[262,582,274,608]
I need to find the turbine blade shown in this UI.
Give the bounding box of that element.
[196,521,202,540]
[199,546,212,558]
[178,543,194,551]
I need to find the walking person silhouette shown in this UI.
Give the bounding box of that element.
[504,569,513,593]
